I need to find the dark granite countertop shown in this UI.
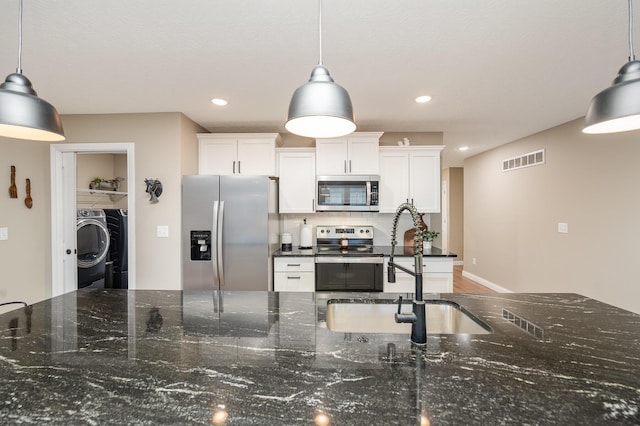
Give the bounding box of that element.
[1,290,639,424]
[273,245,457,257]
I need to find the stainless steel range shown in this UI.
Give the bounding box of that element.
[315,225,384,292]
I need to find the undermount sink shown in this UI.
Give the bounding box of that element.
[325,299,492,335]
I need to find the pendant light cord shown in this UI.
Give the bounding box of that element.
[318,0,323,65]
[629,0,636,61]
[16,0,23,74]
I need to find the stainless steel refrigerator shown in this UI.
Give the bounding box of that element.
[182,175,280,291]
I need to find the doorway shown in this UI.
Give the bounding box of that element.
[50,143,136,296]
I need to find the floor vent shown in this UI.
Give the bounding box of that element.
[502,149,545,172]
[502,308,545,340]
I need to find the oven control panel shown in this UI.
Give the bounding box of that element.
[316,225,373,240]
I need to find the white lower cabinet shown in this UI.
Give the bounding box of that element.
[383,257,453,293]
[274,257,315,292]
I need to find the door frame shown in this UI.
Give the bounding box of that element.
[441,180,448,253]
[50,143,136,296]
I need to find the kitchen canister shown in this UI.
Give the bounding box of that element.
[281,233,292,251]
[300,218,312,249]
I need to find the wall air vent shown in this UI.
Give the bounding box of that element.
[502,149,545,172]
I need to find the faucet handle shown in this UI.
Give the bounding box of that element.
[395,296,417,324]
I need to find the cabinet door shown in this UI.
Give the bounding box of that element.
[347,137,379,174]
[315,139,348,175]
[237,138,276,175]
[379,150,409,213]
[409,151,441,212]
[424,273,453,293]
[278,151,316,213]
[199,139,237,175]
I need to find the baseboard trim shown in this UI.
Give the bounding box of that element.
[461,270,513,293]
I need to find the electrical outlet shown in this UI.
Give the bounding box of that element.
[157,225,169,238]
[472,257,477,265]
[558,223,569,234]
[0,227,7,241]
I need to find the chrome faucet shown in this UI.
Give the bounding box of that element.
[388,202,427,345]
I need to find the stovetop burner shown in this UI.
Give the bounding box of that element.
[315,225,383,256]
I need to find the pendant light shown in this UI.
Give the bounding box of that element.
[0,0,65,141]
[285,0,356,139]
[584,0,640,134]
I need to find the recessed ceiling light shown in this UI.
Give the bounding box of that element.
[211,98,228,106]
[415,95,432,103]
[458,146,470,151]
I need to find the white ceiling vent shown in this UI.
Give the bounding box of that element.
[502,149,545,172]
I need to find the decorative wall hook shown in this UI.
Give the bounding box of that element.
[144,178,163,203]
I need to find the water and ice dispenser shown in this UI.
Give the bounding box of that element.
[190,231,211,261]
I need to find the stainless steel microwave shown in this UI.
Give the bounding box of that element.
[316,175,379,212]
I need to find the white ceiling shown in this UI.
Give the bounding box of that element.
[0,0,631,167]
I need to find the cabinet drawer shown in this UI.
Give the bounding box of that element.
[274,257,315,272]
[274,272,315,292]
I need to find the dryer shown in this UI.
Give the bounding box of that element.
[77,209,110,288]
[104,209,128,289]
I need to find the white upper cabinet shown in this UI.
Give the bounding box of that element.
[379,150,410,212]
[379,146,444,213]
[198,133,280,175]
[277,148,316,213]
[315,132,382,175]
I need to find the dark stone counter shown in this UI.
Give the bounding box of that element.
[1,290,638,424]
[273,245,457,257]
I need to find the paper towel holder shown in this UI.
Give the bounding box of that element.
[299,217,313,250]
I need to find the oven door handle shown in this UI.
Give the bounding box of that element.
[315,256,383,264]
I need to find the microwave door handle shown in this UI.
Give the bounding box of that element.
[366,181,371,206]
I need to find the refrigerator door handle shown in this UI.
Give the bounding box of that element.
[212,201,220,285]
[217,201,225,286]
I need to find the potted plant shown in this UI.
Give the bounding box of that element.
[421,230,440,249]
[90,177,123,191]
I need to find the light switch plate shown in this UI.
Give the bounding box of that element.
[157,225,169,238]
[0,227,7,240]
[558,223,569,234]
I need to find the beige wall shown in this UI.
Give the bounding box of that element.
[0,139,52,307]
[0,112,204,307]
[442,167,464,260]
[76,153,128,209]
[464,118,640,314]
[278,131,444,148]
[60,113,204,291]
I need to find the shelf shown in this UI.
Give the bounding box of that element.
[77,188,127,203]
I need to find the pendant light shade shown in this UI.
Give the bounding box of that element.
[583,0,640,134]
[0,0,64,142]
[285,0,356,139]
[0,73,65,141]
[285,65,356,138]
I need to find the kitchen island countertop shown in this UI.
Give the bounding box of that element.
[1,290,639,424]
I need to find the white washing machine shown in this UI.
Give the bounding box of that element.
[77,209,110,288]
